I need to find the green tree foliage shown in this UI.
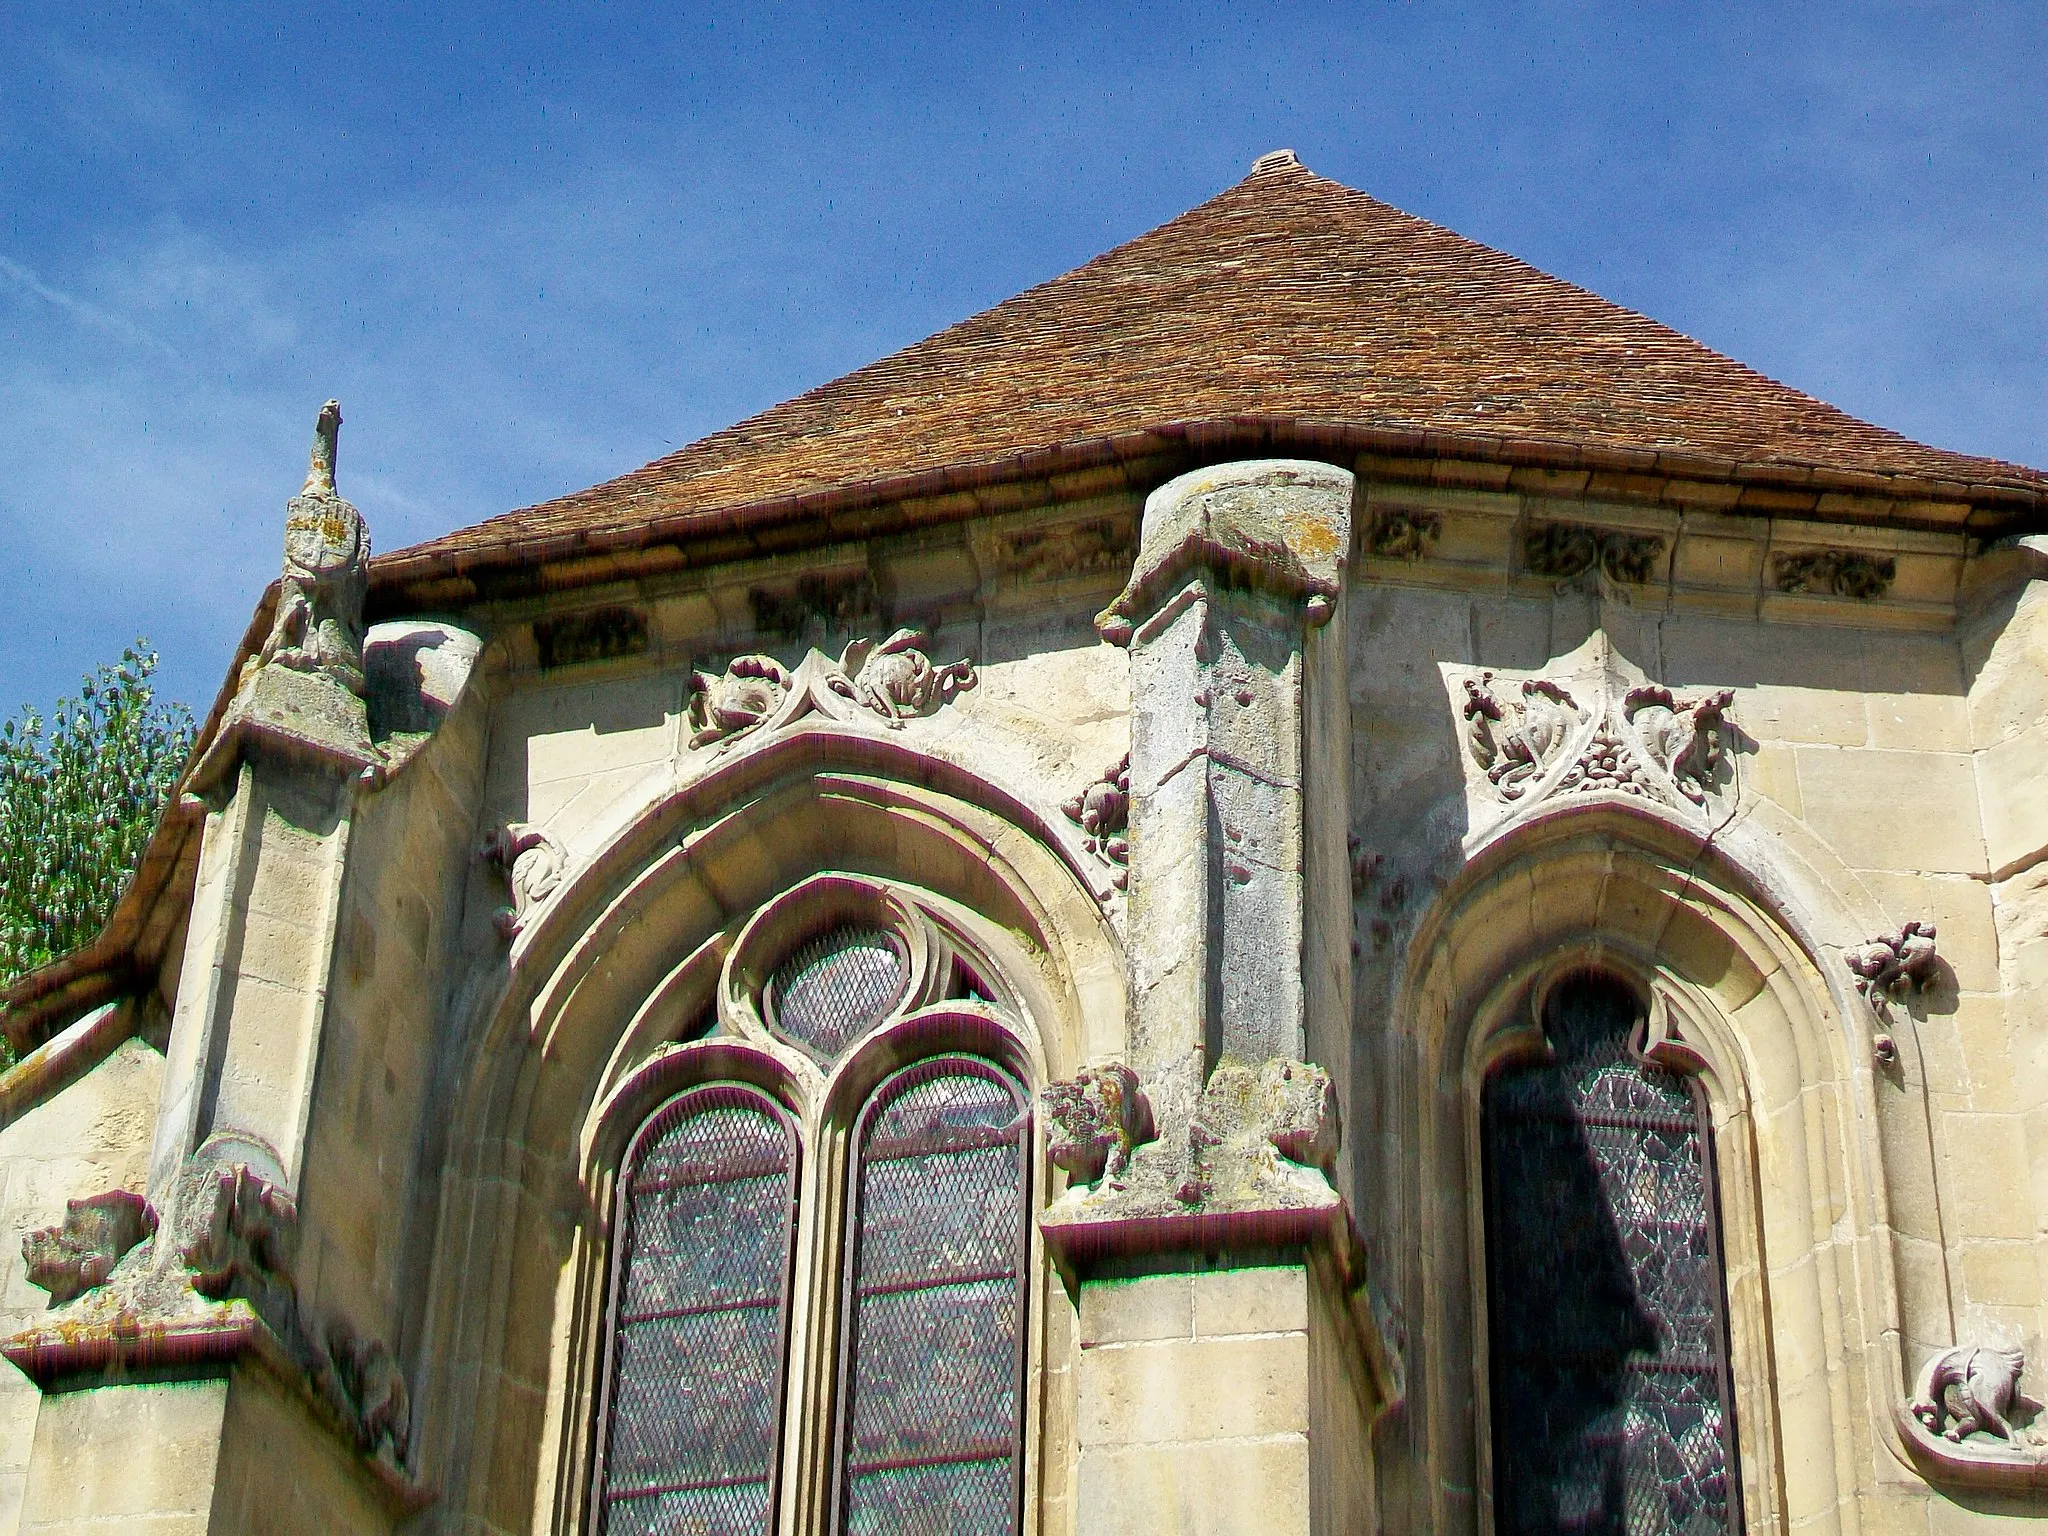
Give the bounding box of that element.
[0,642,196,992]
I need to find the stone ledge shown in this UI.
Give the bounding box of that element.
[1,1301,433,1516]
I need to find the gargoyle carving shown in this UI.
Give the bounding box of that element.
[253,400,370,695]
[688,629,976,750]
[1911,1345,2026,1442]
[181,1160,301,1307]
[479,822,568,938]
[1062,755,1130,887]
[1847,921,1940,1003]
[1043,1062,1155,1186]
[22,1190,156,1306]
[1463,675,1584,799]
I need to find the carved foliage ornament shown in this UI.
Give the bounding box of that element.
[689,629,975,750]
[1062,754,1130,888]
[1367,507,1442,561]
[1773,548,1896,600]
[1847,921,1939,1004]
[480,822,568,938]
[1450,634,1735,826]
[1045,1062,1154,1185]
[22,1190,156,1306]
[1524,522,1664,588]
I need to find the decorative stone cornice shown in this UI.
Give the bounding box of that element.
[687,629,976,751]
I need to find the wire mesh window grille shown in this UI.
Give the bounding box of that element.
[596,1084,799,1536]
[767,926,910,1064]
[835,1058,1030,1536]
[1482,973,1740,1536]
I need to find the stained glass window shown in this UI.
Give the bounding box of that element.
[597,1084,800,1536]
[768,926,910,1064]
[835,1059,1030,1536]
[1482,973,1740,1536]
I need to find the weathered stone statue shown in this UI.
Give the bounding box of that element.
[256,400,370,696]
[195,398,377,787]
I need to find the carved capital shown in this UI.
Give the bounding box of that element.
[1095,460,1353,643]
[22,1190,156,1306]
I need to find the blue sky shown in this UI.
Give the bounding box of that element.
[3,2,2042,714]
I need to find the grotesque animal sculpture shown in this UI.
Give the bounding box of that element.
[254,400,370,694]
[1910,1344,2026,1442]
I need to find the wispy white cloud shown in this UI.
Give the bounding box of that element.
[0,252,179,358]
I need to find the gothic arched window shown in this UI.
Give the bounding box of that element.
[1481,971,1741,1536]
[590,875,1033,1536]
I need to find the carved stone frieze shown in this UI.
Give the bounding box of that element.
[1773,548,1896,600]
[1447,633,1736,838]
[479,822,569,938]
[1523,521,1664,589]
[1847,921,1939,1004]
[748,571,881,639]
[533,605,649,669]
[1912,1345,2028,1442]
[1062,755,1130,888]
[1044,1062,1154,1186]
[998,518,1131,582]
[688,629,975,751]
[1367,507,1441,561]
[22,1190,156,1306]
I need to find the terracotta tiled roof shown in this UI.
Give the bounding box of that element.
[382,152,2045,583]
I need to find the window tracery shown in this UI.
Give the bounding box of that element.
[591,873,1035,1536]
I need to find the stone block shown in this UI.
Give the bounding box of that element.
[1794,747,1984,874]
[1192,1266,1310,1338]
[18,1381,227,1526]
[1942,1113,2036,1240]
[1076,1436,1312,1536]
[1079,1275,1193,1347]
[1079,1333,1309,1445]
[1975,728,2048,878]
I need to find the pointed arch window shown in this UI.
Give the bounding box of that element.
[1481,971,1740,1536]
[596,1084,801,1535]
[590,875,1034,1536]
